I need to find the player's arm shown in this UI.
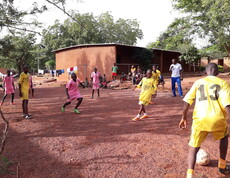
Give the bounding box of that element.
[180,65,183,80]
[169,64,173,71]
[133,79,142,90]
[179,82,197,130]
[226,106,230,120]
[179,102,190,130]
[79,82,85,88]
[18,74,23,97]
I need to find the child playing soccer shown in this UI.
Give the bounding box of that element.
[179,63,230,178]
[132,69,157,121]
[62,72,85,114]
[91,67,101,98]
[1,70,15,105]
[19,66,32,119]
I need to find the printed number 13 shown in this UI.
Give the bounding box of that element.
[198,84,221,101]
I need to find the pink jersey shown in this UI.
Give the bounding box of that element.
[3,76,14,92]
[66,79,82,101]
[91,72,100,89]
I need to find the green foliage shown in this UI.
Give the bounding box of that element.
[147,18,192,51]
[0,156,16,175]
[0,33,37,73]
[178,44,201,64]
[199,45,226,59]
[45,60,55,70]
[172,0,230,56]
[41,12,143,60]
[0,0,47,34]
[133,48,153,71]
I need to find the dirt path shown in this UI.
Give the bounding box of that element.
[0,74,229,178]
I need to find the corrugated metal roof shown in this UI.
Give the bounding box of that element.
[52,43,181,54]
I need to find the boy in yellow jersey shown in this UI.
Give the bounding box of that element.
[179,63,230,178]
[19,66,31,119]
[149,65,160,104]
[132,69,157,121]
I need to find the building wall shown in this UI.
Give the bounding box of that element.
[224,57,230,72]
[55,46,116,81]
[201,57,230,72]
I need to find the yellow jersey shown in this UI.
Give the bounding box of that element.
[183,76,230,132]
[137,77,157,103]
[19,72,30,92]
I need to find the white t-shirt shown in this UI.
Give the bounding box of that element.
[169,63,182,77]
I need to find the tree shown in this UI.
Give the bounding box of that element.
[45,60,55,70]
[0,33,36,73]
[172,0,230,56]
[41,12,143,60]
[147,18,192,50]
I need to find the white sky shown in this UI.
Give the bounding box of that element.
[8,0,209,48]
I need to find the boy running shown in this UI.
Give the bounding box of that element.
[19,66,31,119]
[1,70,15,105]
[91,67,101,98]
[179,63,230,178]
[132,69,157,121]
[62,73,85,114]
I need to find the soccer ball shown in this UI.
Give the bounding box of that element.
[196,149,210,166]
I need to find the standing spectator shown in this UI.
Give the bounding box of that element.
[131,65,137,85]
[111,63,119,82]
[169,58,183,97]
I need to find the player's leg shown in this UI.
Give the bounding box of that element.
[24,100,31,119]
[187,129,207,178]
[97,89,100,97]
[74,97,83,114]
[140,105,148,120]
[176,77,183,97]
[132,104,143,121]
[218,132,230,174]
[171,77,176,96]
[11,93,14,104]
[1,94,7,105]
[62,101,71,112]
[92,89,94,98]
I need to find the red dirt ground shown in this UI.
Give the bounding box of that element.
[0,74,230,178]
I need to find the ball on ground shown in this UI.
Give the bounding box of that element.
[196,149,210,166]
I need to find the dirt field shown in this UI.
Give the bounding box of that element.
[0,74,230,178]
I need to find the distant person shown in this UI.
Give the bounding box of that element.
[132,69,157,121]
[179,63,230,178]
[120,72,127,83]
[156,66,165,90]
[112,63,119,82]
[131,65,137,85]
[19,66,32,119]
[62,73,85,114]
[1,70,15,105]
[91,67,101,98]
[84,77,89,88]
[137,66,141,75]
[101,74,107,88]
[169,58,183,97]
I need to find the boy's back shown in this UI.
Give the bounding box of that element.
[183,76,230,132]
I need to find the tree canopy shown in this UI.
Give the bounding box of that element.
[172,0,230,56]
[41,12,143,60]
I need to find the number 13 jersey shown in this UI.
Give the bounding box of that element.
[183,76,230,132]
